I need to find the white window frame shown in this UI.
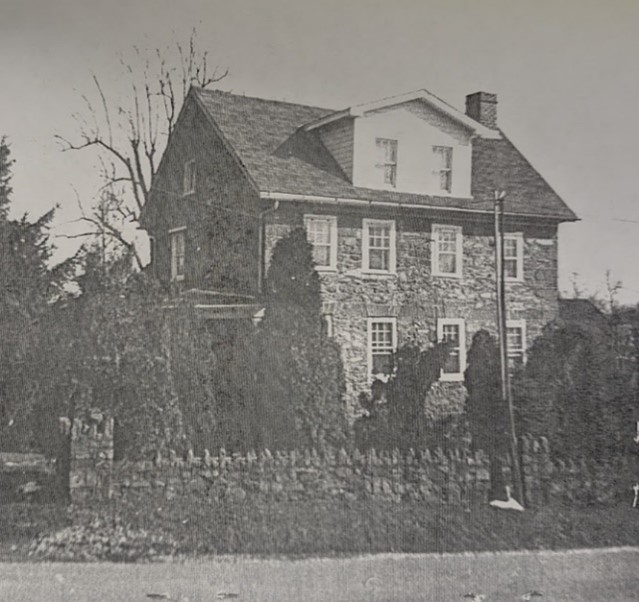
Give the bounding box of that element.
[437,318,466,382]
[506,319,526,368]
[362,219,396,274]
[303,214,338,271]
[432,146,453,193]
[322,313,334,338]
[375,138,398,188]
[169,226,186,282]
[504,233,524,282]
[183,159,196,195]
[431,224,463,278]
[367,317,398,382]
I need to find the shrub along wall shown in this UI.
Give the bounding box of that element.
[62,416,636,508]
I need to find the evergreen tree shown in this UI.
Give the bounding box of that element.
[464,330,508,496]
[0,136,13,219]
[513,320,631,459]
[257,227,347,449]
[33,247,184,458]
[262,226,323,331]
[0,138,73,450]
[386,343,449,451]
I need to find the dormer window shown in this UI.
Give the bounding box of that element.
[433,146,452,193]
[375,138,397,187]
[183,159,196,195]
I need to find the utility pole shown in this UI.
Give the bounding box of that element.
[494,190,524,505]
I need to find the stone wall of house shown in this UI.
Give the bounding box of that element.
[264,205,559,416]
[66,416,632,509]
[144,95,261,295]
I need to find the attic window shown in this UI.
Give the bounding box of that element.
[183,160,196,195]
[375,138,397,187]
[433,146,452,193]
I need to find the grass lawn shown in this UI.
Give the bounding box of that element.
[6,496,639,561]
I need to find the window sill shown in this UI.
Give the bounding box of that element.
[505,277,524,284]
[172,275,185,283]
[315,266,338,273]
[357,270,397,280]
[439,372,464,382]
[432,271,463,279]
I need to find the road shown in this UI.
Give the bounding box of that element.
[0,548,637,601]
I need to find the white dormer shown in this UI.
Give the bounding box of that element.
[305,89,500,198]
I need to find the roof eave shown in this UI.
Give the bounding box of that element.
[259,191,578,223]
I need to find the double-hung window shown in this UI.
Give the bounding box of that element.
[433,146,453,193]
[321,314,334,338]
[375,138,398,187]
[432,224,462,277]
[368,318,397,381]
[437,318,466,381]
[506,320,526,370]
[304,215,337,270]
[169,227,186,282]
[504,233,524,281]
[183,160,196,195]
[362,219,396,273]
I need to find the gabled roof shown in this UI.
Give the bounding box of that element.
[192,87,577,222]
[302,88,501,140]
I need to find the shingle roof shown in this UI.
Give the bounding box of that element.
[193,87,577,222]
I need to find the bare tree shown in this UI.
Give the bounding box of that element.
[568,271,586,299]
[604,268,622,314]
[57,30,228,268]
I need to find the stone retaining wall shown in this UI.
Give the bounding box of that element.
[64,416,635,508]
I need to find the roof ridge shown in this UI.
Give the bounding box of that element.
[193,86,334,113]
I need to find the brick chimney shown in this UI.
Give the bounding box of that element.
[465,92,498,129]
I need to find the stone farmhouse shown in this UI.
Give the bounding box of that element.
[140,86,577,414]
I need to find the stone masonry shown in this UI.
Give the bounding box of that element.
[65,417,632,508]
[264,204,558,416]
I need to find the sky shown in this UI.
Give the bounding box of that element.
[1,0,639,304]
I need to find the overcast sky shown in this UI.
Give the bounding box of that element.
[1,0,639,303]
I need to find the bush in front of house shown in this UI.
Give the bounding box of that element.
[464,329,509,496]
[354,342,450,451]
[164,227,349,454]
[513,319,636,460]
[31,256,186,461]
